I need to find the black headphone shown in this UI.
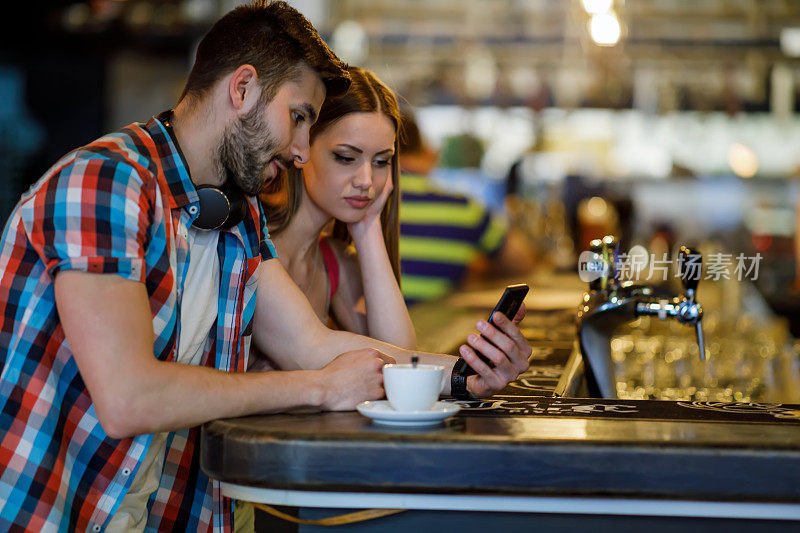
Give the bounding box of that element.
[156,110,247,231]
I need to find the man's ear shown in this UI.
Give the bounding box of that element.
[228,64,259,112]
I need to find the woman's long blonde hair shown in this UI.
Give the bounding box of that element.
[262,66,402,284]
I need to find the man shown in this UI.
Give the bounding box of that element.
[0,2,531,531]
[398,107,536,305]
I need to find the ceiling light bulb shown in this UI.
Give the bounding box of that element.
[582,0,613,14]
[590,13,621,46]
[728,143,758,178]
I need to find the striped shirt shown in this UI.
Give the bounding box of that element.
[399,174,507,305]
[0,116,275,532]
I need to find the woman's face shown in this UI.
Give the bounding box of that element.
[302,111,395,224]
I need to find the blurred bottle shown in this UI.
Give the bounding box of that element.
[576,196,618,252]
[543,186,575,270]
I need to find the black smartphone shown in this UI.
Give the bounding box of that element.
[453,283,530,376]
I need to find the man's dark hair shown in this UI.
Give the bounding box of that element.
[180,1,350,104]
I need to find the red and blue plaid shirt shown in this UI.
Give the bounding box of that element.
[0,116,275,532]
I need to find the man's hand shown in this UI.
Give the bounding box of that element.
[457,304,531,397]
[317,348,395,410]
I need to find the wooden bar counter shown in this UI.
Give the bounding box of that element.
[201,274,800,531]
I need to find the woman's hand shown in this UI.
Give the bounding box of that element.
[459,304,532,398]
[347,175,393,244]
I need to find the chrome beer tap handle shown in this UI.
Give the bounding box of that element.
[578,237,708,398]
[633,246,705,359]
[677,246,706,361]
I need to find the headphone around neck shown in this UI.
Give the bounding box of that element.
[157,110,247,231]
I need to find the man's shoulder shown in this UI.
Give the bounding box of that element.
[19,123,160,209]
[398,173,494,236]
[399,174,471,206]
[45,123,160,189]
[72,122,158,174]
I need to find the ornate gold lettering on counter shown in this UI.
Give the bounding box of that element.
[453,397,800,424]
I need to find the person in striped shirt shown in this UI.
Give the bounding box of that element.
[0,4,533,532]
[398,108,536,305]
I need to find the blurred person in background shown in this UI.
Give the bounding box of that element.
[398,106,537,305]
[0,4,533,531]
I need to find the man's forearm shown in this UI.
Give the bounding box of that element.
[101,362,325,438]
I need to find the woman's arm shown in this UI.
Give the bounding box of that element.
[330,230,416,349]
[334,175,416,349]
[253,258,531,398]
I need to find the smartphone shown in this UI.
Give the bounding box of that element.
[453,283,530,376]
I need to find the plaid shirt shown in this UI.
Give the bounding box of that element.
[0,117,275,532]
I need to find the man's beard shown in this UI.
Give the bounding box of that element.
[216,104,290,196]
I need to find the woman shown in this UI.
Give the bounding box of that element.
[243,66,531,533]
[261,66,415,349]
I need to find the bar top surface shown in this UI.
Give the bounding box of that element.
[201,275,800,501]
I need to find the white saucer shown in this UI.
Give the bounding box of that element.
[356,401,460,426]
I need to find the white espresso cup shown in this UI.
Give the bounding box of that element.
[383,363,446,412]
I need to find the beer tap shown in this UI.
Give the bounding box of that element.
[634,246,705,361]
[576,237,706,398]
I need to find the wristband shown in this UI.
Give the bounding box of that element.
[450,359,478,400]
